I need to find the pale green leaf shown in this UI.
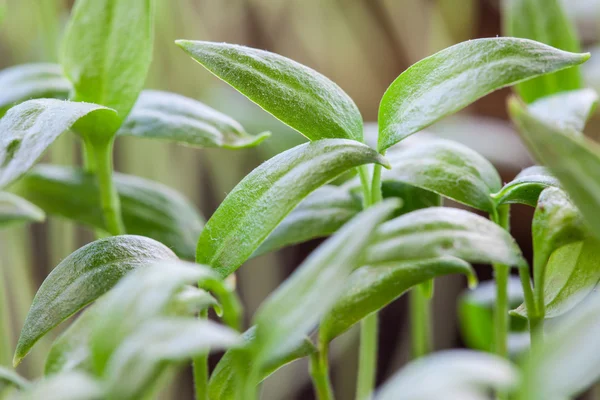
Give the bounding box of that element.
[117,90,270,149]
[528,89,598,131]
[492,166,559,207]
[196,139,390,277]
[7,372,103,400]
[176,40,363,142]
[378,38,590,151]
[0,367,29,391]
[0,192,44,228]
[14,235,177,366]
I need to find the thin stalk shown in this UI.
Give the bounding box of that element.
[358,166,373,208]
[193,309,210,400]
[410,283,432,359]
[370,164,383,204]
[356,313,378,400]
[310,347,335,400]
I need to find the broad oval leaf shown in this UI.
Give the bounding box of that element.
[62,0,155,125]
[253,199,399,364]
[504,0,584,103]
[492,166,559,207]
[253,185,362,257]
[364,207,526,268]
[319,257,476,344]
[13,164,204,260]
[117,90,270,149]
[378,38,590,151]
[528,88,598,132]
[7,372,103,400]
[375,350,519,400]
[509,97,600,240]
[196,139,390,277]
[176,40,363,142]
[0,63,71,116]
[0,192,44,228]
[0,99,116,189]
[383,138,501,213]
[14,235,177,366]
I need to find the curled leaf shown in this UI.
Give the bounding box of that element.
[492,166,559,207]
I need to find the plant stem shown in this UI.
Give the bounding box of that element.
[493,263,509,358]
[310,347,335,400]
[410,283,432,359]
[193,309,210,400]
[358,166,373,208]
[370,164,383,204]
[356,313,378,400]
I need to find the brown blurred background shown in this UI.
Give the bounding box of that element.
[1,0,600,398]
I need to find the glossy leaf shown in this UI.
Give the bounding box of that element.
[0,367,29,390]
[528,88,598,131]
[383,138,501,213]
[378,37,590,151]
[176,40,363,142]
[62,0,155,126]
[13,164,204,259]
[7,372,103,400]
[375,350,518,400]
[253,200,399,363]
[196,139,390,277]
[0,63,71,116]
[253,185,362,257]
[0,192,44,228]
[319,257,476,344]
[105,318,240,400]
[364,207,527,268]
[492,166,559,207]
[14,235,177,366]
[504,0,583,103]
[509,97,600,240]
[0,99,116,189]
[117,90,270,149]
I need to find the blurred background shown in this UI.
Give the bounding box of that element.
[1,0,600,398]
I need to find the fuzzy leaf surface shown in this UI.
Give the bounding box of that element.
[528,88,598,131]
[492,166,559,207]
[0,192,44,228]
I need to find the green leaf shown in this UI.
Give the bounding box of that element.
[508,97,600,240]
[209,329,316,400]
[13,164,204,260]
[382,138,501,213]
[504,0,584,103]
[117,90,270,149]
[7,372,103,400]
[491,166,559,207]
[0,63,71,116]
[62,0,155,126]
[196,139,390,277]
[0,192,44,228]
[512,239,600,319]
[380,181,442,216]
[0,99,116,189]
[105,318,239,400]
[528,89,598,132]
[378,38,590,151]
[375,350,518,400]
[364,207,526,268]
[0,367,29,391]
[14,235,177,366]
[319,257,476,344]
[252,185,362,257]
[176,40,363,142]
[253,199,399,364]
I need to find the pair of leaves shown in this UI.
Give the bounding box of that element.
[0,192,44,228]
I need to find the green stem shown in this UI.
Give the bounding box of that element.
[493,264,509,358]
[358,166,373,208]
[310,347,335,400]
[356,313,378,400]
[410,283,432,359]
[370,164,383,205]
[193,309,210,400]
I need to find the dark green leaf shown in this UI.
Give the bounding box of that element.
[196,139,390,277]
[0,99,116,189]
[509,97,600,240]
[253,185,362,257]
[0,63,71,116]
[62,0,155,126]
[0,192,44,228]
[14,235,177,366]
[13,164,204,259]
[528,89,598,131]
[320,257,476,344]
[491,166,559,207]
[378,38,590,151]
[504,0,583,103]
[176,40,363,142]
[117,90,270,149]
[8,372,103,400]
[380,181,442,216]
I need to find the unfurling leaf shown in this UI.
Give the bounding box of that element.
[320,257,476,344]
[0,99,116,189]
[492,166,559,207]
[176,40,363,142]
[13,164,204,260]
[378,38,590,151]
[196,139,390,277]
[14,235,177,366]
[117,90,270,149]
[528,89,598,131]
[0,192,44,228]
